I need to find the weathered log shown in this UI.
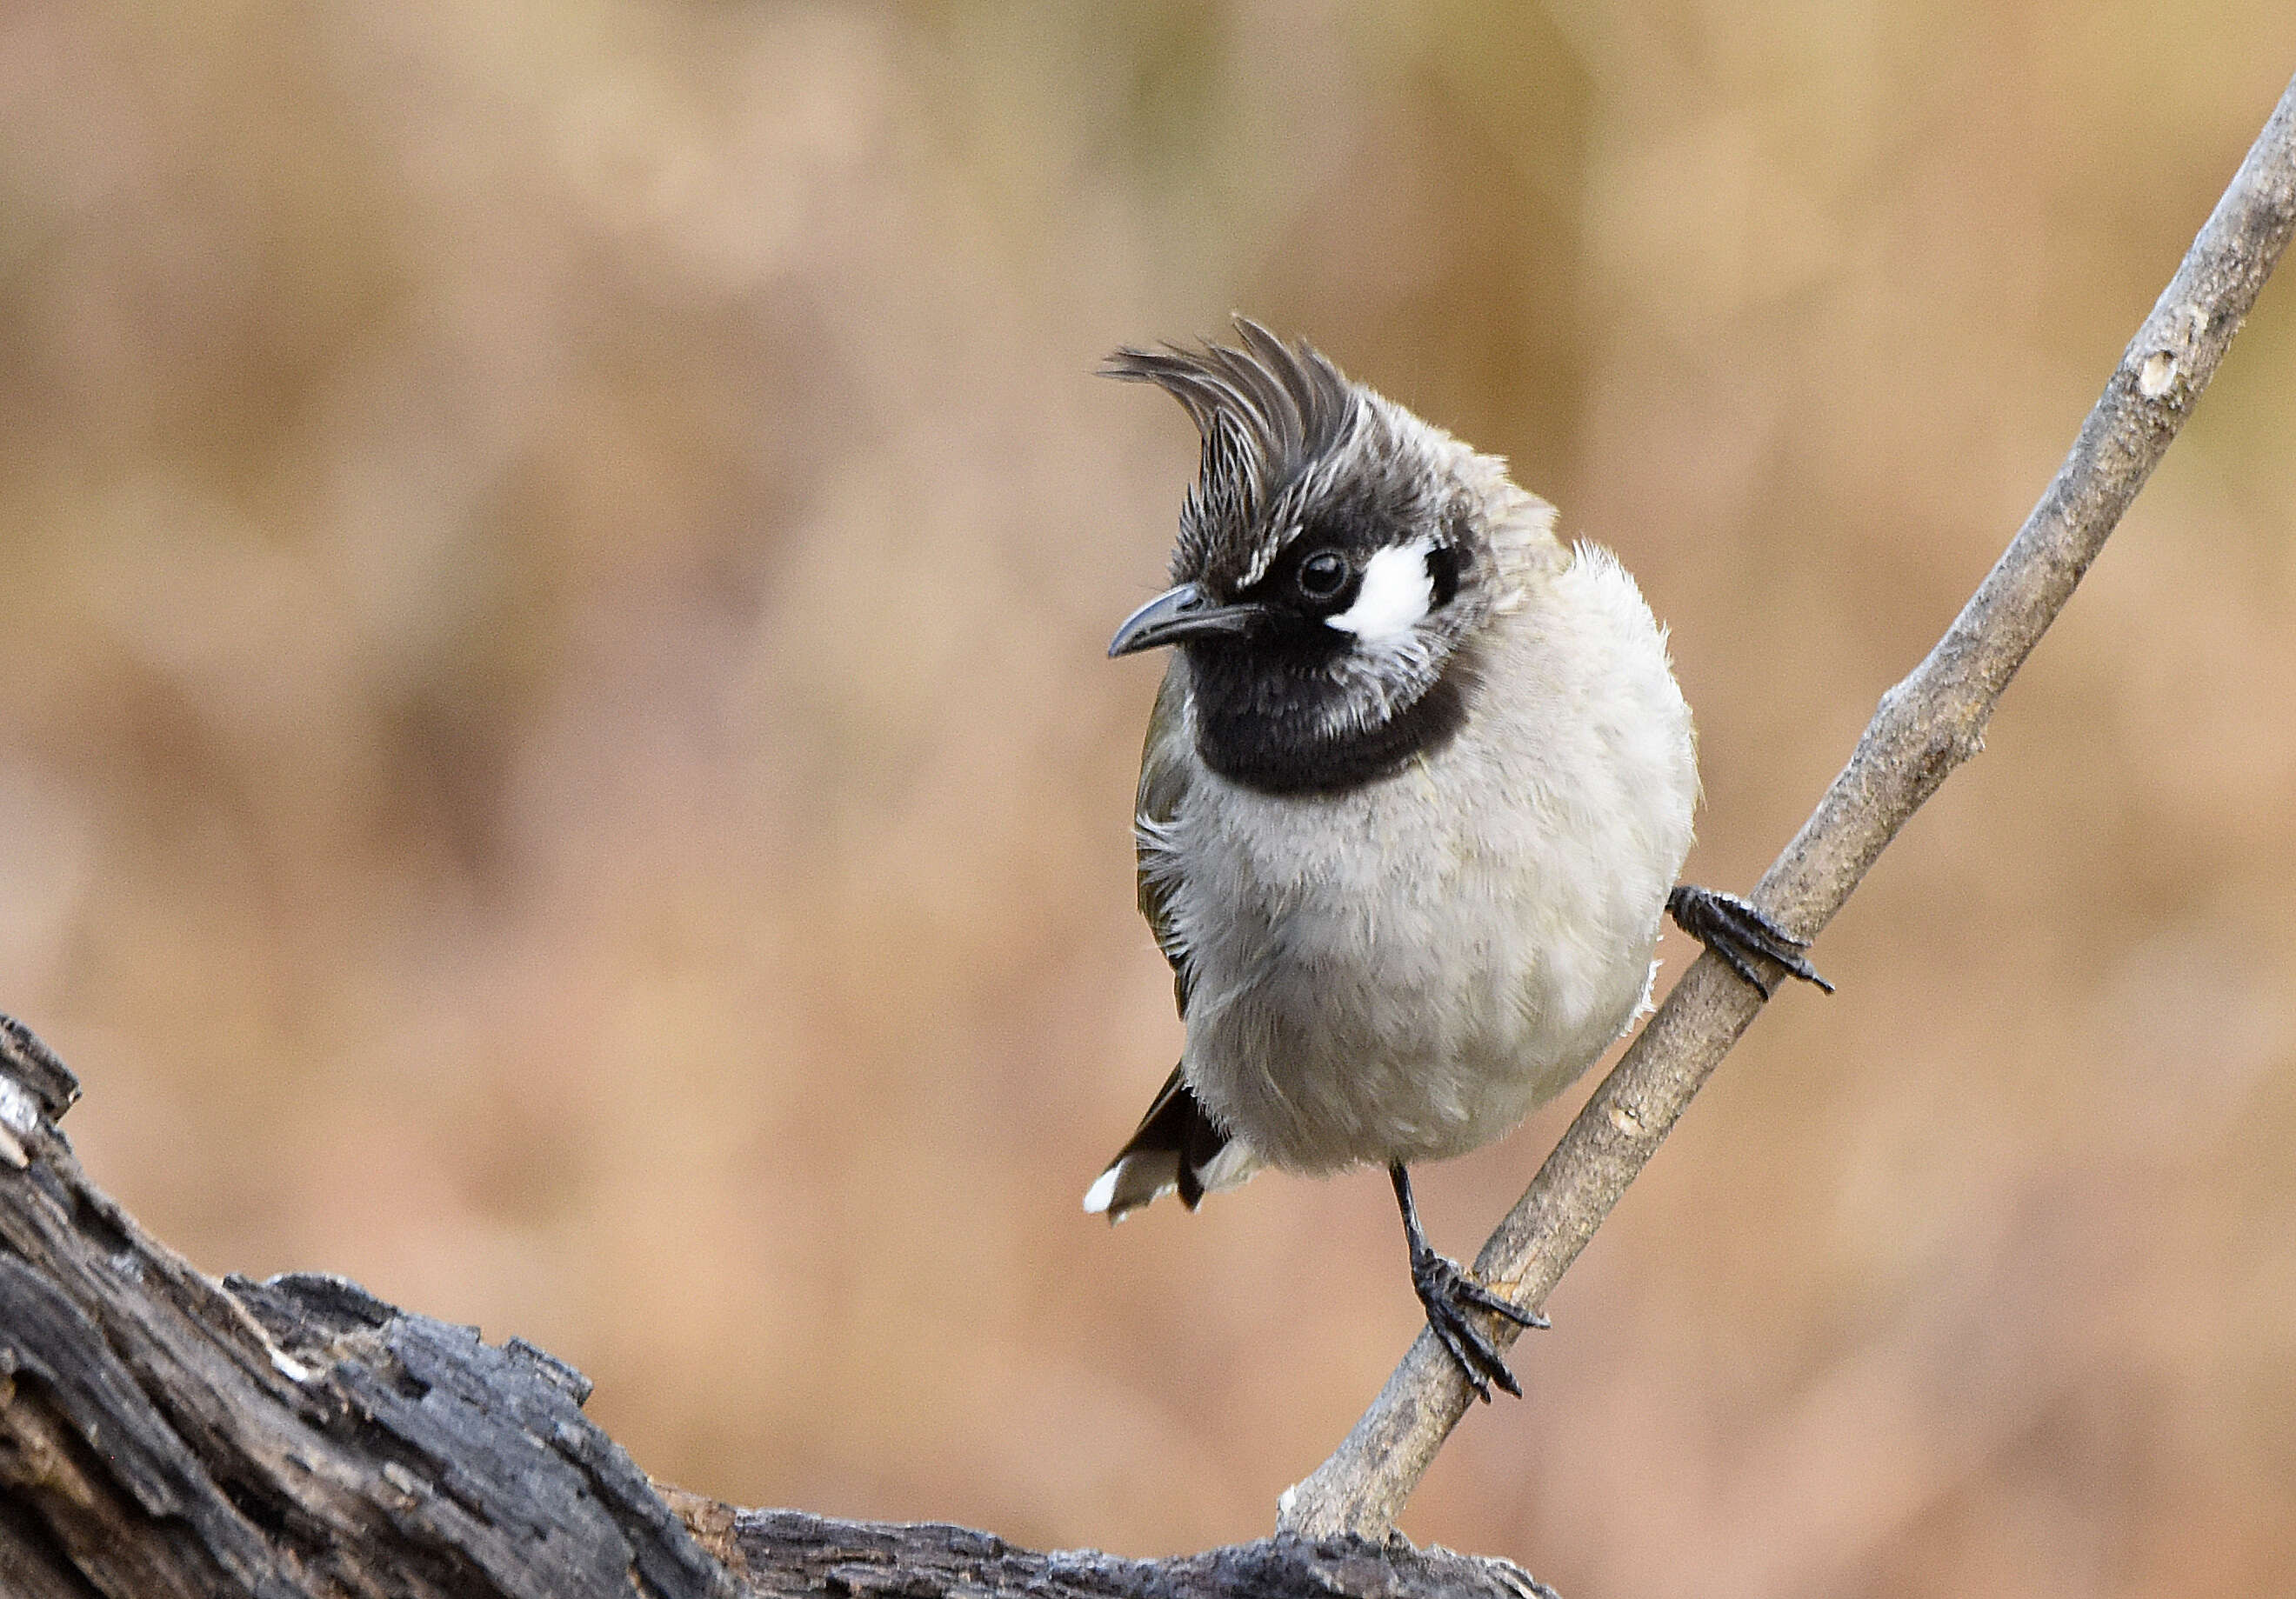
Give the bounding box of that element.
[0,1017,1556,1599]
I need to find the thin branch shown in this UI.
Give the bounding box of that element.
[1275,69,2296,1541]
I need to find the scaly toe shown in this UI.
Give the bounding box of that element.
[1414,1251,1531,1401]
[1668,885,1835,996]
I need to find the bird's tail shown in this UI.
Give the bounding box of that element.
[1083,1066,1259,1222]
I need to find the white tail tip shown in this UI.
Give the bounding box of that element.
[1081,1166,1120,1215]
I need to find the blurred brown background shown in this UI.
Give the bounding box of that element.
[3,3,2294,1593]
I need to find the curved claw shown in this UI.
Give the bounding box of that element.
[1412,1248,1543,1402]
[1414,1248,1524,1395]
[1667,885,1835,997]
[1391,1163,1546,1402]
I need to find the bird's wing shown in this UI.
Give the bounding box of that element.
[1082,660,1263,1221]
[1134,660,1197,1018]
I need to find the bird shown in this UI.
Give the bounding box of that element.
[1084,318,1831,1401]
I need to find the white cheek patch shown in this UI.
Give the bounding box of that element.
[1325,537,1436,643]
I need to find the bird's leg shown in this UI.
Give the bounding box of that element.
[1666,885,1835,999]
[1391,1163,1547,1403]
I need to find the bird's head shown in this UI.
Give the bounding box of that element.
[1105,318,1557,796]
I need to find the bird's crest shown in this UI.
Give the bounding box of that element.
[1104,317,1364,590]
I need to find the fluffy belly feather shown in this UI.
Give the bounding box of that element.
[1175,808,1667,1171]
[1170,764,1684,1172]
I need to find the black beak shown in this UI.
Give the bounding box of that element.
[1107,583,1264,658]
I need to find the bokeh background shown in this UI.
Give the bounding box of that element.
[3,3,2294,1594]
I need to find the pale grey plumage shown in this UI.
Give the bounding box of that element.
[1086,319,1821,1399]
[1148,536,1693,1175]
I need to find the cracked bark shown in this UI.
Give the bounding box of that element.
[0,1020,1556,1599]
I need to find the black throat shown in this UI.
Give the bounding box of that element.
[1183,636,1474,796]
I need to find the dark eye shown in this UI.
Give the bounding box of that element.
[1296,549,1348,601]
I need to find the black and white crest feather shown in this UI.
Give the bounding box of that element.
[1103,318,1363,590]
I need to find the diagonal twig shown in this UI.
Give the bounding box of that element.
[1275,68,2296,1542]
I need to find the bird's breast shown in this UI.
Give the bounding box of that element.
[1163,543,1699,1173]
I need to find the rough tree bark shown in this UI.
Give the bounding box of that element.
[1275,67,2296,1539]
[2,73,2291,1599]
[0,1018,1558,1597]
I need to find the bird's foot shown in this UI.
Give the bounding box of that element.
[1667,885,1835,998]
[1410,1245,1547,1403]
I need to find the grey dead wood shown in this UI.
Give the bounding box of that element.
[1274,68,2296,1540]
[0,1017,1558,1598]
